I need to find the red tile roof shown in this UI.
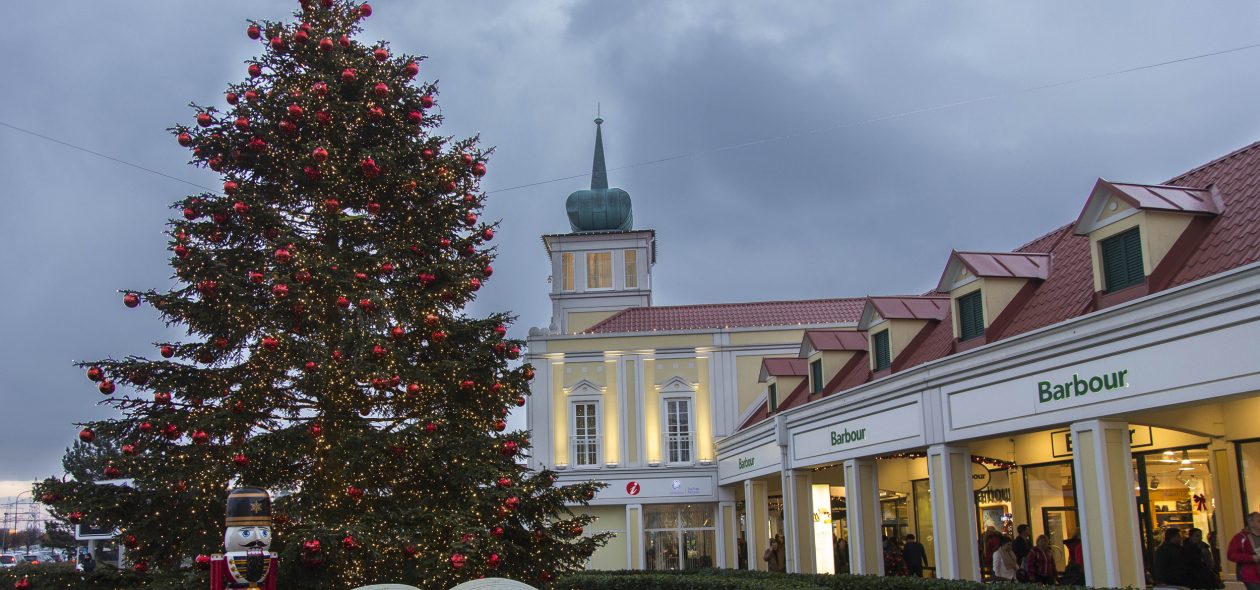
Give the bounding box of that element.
[954,251,1052,281]
[739,139,1260,431]
[867,296,950,322]
[584,297,865,333]
[804,330,869,352]
[1100,180,1220,214]
[760,358,808,379]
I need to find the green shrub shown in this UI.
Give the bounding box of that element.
[0,566,197,589]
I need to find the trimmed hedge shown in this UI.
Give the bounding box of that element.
[0,565,195,589]
[554,569,1105,590]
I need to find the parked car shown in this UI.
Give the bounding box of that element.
[0,554,16,569]
[18,554,42,566]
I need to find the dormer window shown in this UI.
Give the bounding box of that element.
[872,330,891,371]
[809,359,823,394]
[956,290,984,341]
[1100,227,1144,292]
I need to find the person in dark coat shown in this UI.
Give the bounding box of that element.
[1186,527,1223,589]
[1012,524,1032,568]
[1153,527,1192,587]
[902,534,927,577]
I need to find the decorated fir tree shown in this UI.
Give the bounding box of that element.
[35,2,606,588]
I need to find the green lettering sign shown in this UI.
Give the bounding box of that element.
[829,428,867,447]
[738,457,755,470]
[1037,369,1128,403]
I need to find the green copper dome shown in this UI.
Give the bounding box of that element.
[566,117,633,232]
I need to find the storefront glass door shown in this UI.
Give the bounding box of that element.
[1134,447,1218,580]
[643,504,717,571]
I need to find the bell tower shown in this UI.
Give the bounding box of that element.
[542,117,655,334]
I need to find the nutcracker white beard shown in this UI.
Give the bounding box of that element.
[224,525,272,553]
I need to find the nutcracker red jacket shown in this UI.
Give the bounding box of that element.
[1226,530,1260,584]
[209,554,277,590]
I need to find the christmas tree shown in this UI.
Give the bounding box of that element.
[35,2,607,588]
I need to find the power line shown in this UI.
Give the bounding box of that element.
[2,41,1258,197]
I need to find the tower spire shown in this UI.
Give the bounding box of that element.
[591,115,608,190]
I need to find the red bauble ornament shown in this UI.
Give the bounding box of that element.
[139,421,154,434]
[367,202,381,215]
[464,212,479,226]
[177,132,193,147]
[87,365,105,380]
[500,441,519,456]
[390,326,406,340]
[163,423,181,440]
[346,485,364,500]
[270,36,285,51]
[192,430,209,445]
[295,270,312,283]
[472,162,487,177]
[233,201,249,215]
[449,553,466,569]
[275,248,293,263]
[336,295,350,309]
[312,147,328,162]
[312,83,329,100]
[304,361,318,372]
[360,157,379,177]
[303,539,321,553]
[324,198,341,213]
[182,207,198,221]
[261,337,279,350]
[122,443,137,456]
[272,283,289,298]
[487,553,502,568]
[421,148,435,162]
[341,68,357,84]
[508,346,521,359]
[374,47,389,61]
[232,453,249,466]
[425,422,437,434]
[371,344,387,359]
[491,382,503,393]
[493,419,507,432]
[133,559,149,573]
[294,29,309,44]
[225,92,239,105]
[285,104,303,119]
[308,422,322,437]
[248,63,262,78]
[208,156,223,171]
[174,244,190,259]
[319,37,333,51]
[407,110,423,125]
[482,228,495,241]
[483,264,495,278]
[341,535,359,550]
[515,396,527,407]
[358,298,375,312]
[421,94,434,108]
[496,476,511,488]
[247,137,268,152]
[490,526,504,538]
[15,576,31,589]
[493,324,507,338]
[403,62,420,78]
[154,391,171,405]
[79,428,96,443]
[430,330,447,343]
[104,465,121,479]
[339,34,351,48]
[373,82,389,97]
[505,496,520,510]
[368,106,384,120]
[67,511,83,524]
[359,3,373,17]
[195,554,211,570]
[196,112,213,128]
[304,165,322,180]
[279,119,297,134]
[247,24,261,39]
[332,349,344,361]
[98,379,115,395]
[469,278,482,291]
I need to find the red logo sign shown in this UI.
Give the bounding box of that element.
[626,481,640,496]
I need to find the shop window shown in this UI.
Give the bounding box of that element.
[873,330,891,371]
[1239,440,1260,518]
[957,290,984,341]
[665,398,693,464]
[561,252,574,291]
[1022,462,1078,573]
[624,249,638,288]
[1134,447,1218,580]
[1100,227,1144,292]
[644,504,716,571]
[586,251,613,289]
[809,359,823,394]
[767,383,777,412]
[571,401,600,468]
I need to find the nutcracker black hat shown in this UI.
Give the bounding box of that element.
[225,487,271,527]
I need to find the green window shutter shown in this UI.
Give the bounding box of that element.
[873,331,891,371]
[768,383,778,411]
[810,359,823,394]
[958,290,985,341]
[1101,227,1144,292]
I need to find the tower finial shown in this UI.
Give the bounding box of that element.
[590,114,608,190]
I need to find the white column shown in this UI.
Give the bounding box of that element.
[781,469,815,573]
[843,458,883,575]
[718,501,737,568]
[744,480,769,571]
[1071,420,1144,589]
[1209,438,1244,581]
[927,444,980,581]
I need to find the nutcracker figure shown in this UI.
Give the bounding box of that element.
[210,487,278,590]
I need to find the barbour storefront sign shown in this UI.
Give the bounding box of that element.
[1037,369,1129,403]
[830,428,867,446]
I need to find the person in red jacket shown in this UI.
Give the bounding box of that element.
[1227,512,1260,590]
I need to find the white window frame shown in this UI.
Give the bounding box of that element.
[560,252,575,292]
[570,399,602,469]
[661,396,695,466]
[624,249,639,289]
[586,250,614,291]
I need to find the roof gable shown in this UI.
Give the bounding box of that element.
[800,330,869,356]
[585,297,865,333]
[759,358,808,382]
[936,251,1051,292]
[1073,179,1221,235]
[858,296,948,329]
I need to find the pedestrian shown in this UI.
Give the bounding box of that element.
[80,550,96,573]
[1012,524,1032,582]
[764,537,785,572]
[1025,534,1056,584]
[834,537,850,574]
[1060,533,1085,586]
[1186,527,1223,589]
[883,536,908,576]
[903,534,927,577]
[737,536,747,570]
[981,526,1002,572]
[1154,527,1191,587]
[1227,512,1260,590]
[993,537,1019,582]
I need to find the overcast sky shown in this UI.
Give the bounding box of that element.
[2,1,1259,495]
